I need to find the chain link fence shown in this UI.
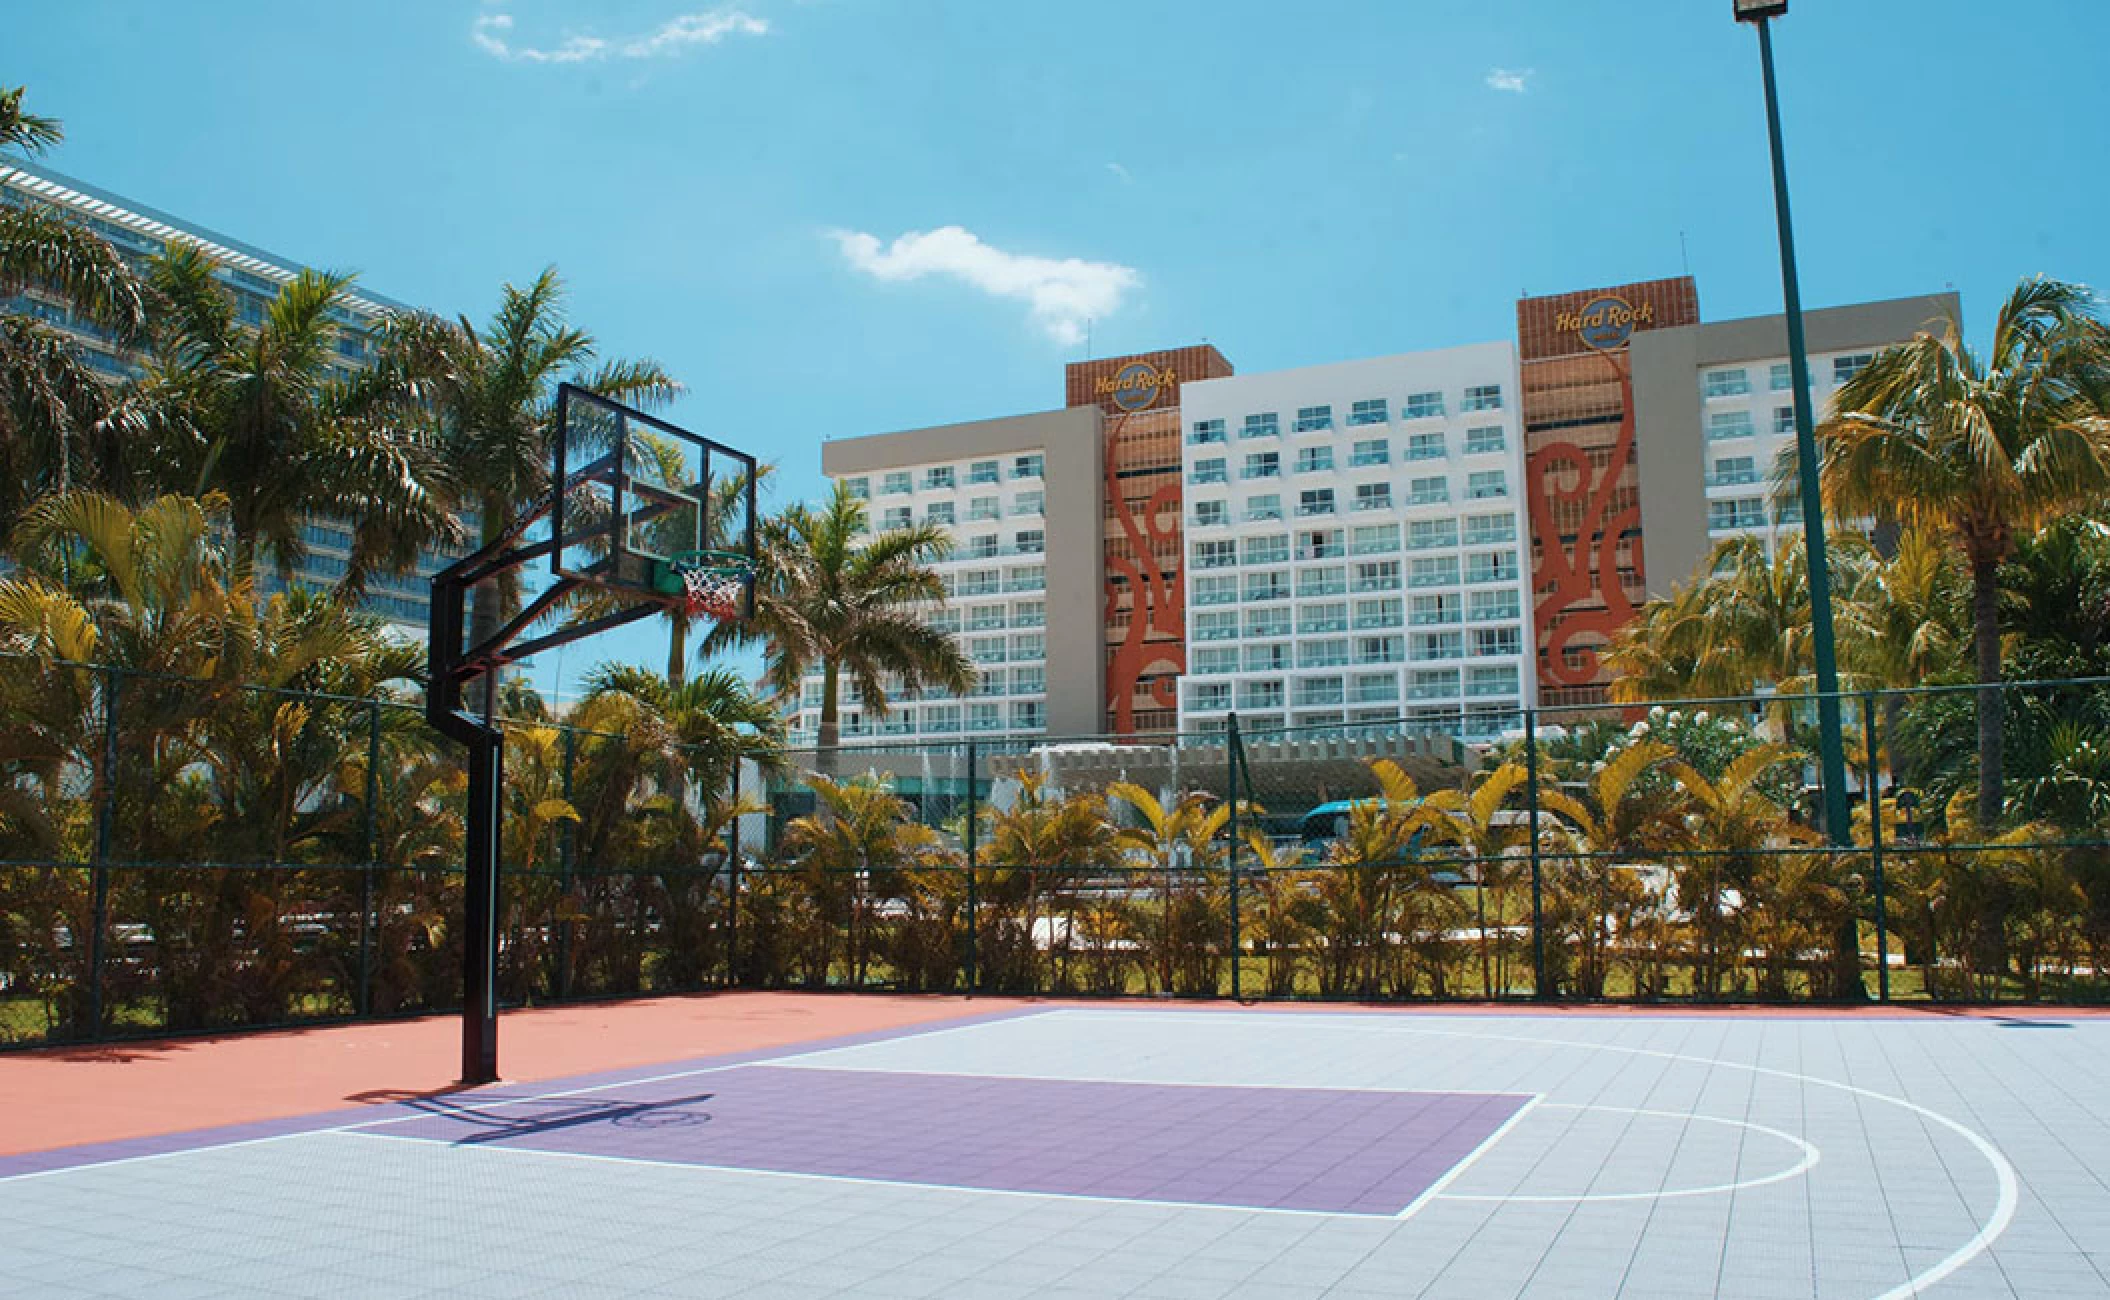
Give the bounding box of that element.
[5,660,2109,1046]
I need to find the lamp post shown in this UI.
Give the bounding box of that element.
[1735,0,1852,852]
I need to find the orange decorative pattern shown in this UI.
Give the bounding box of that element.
[1528,355,1643,688]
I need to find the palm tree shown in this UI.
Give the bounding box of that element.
[709,481,972,772]
[1107,783,1231,995]
[780,773,946,986]
[388,268,679,713]
[1420,762,1530,997]
[0,85,63,154]
[141,244,457,583]
[1663,744,1811,997]
[1810,279,2110,825]
[977,771,1112,992]
[1533,740,1687,997]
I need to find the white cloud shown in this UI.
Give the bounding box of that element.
[1485,67,1533,94]
[832,226,1141,346]
[1106,162,1132,184]
[473,8,767,64]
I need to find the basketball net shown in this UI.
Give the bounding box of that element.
[678,566,747,621]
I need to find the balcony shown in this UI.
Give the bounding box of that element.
[1352,495,1393,512]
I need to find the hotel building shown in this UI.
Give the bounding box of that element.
[0,158,450,628]
[1176,343,1535,741]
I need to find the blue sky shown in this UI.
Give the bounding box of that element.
[14,0,2109,693]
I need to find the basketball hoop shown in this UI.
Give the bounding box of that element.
[661,549,754,621]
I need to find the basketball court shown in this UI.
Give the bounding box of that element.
[4,999,2106,1298]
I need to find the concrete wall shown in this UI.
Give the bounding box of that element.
[1630,292,1960,597]
[821,406,1106,736]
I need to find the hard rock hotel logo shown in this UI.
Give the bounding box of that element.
[1096,362,1178,412]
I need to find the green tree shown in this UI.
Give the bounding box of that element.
[710,481,972,771]
[1107,783,1230,995]
[1811,279,2110,825]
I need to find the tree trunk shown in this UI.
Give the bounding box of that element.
[468,496,509,720]
[1969,549,2005,827]
[815,659,840,779]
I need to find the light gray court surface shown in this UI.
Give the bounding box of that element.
[4,1007,2107,1298]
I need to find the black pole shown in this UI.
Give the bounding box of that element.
[1525,703,1547,1000]
[1226,715,1242,1002]
[1751,12,1851,852]
[725,756,741,989]
[1865,693,1891,1003]
[556,725,577,1001]
[461,729,502,1084]
[359,700,381,1018]
[86,667,120,1040]
[964,739,979,994]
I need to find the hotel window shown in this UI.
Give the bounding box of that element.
[1010,490,1044,516]
[1353,482,1392,512]
[1245,571,1292,601]
[1011,631,1045,659]
[967,703,1002,731]
[1245,606,1292,638]
[1245,644,1291,672]
[969,496,1001,520]
[1467,470,1507,500]
[1192,539,1237,569]
[1294,678,1345,708]
[1357,636,1406,664]
[1468,665,1521,697]
[1297,565,1347,596]
[968,460,1000,484]
[1242,412,1280,439]
[966,535,999,560]
[1351,523,1401,554]
[1354,597,1404,630]
[1195,611,1238,641]
[1298,528,1344,560]
[1298,489,1336,517]
[1014,530,1044,554]
[1189,418,1227,446]
[1300,639,1350,668]
[883,506,913,530]
[1409,518,1459,550]
[1012,453,1044,479]
[1353,673,1400,703]
[1012,701,1045,730]
[1296,446,1335,474]
[845,477,870,501]
[1709,498,1767,531]
[1833,353,1874,384]
[1350,438,1390,467]
[1406,432,1446,461]
[1414,631,1465,660]
[1193,499,1228,527]
[1194,574,1239,605]
[1710,456,1757,487]
[1194,647,1238,675]
[1409,556,1459,588]
[882,471,912,495]
[1702,367,1751,398]
[969,635,1006,663]
[1401,391,1444,419]
[1354,559,1404,591]
[1408,475,1450,505]
[967,606,1005,631]
[1466,551,1519,584]
[1243,451,1281,479]
[1246,493,1284,522]
[1709,410,1755,441]
[923,466,955,490]
[1769,362,1793,391]
[1299,602,1348,634]
[1243,534,1290,565]
[1464,426,1506,455]
[1410,593,1461,626]
[1191,458,1228,485]
[1012,600,1045,627]
[926,501,955,525]
[1348,398,1388,426]
[1409,669,1459,700]
[1461,384,1504,412]
[1012,665,1046,695]
[1772,405,1796,435]
[1293,405,1333,433]
[925,705,961,734]
[1188,682,1231,711]
[1471,626,1523,658]
[1469,589,1519,621]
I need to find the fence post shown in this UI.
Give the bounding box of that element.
[1525,702,1547,1001]
[86,667,120,1041]
[725,756,740,990]
[964,739,978,995]
[556,726,577,1001]
[1864,693,1890,1004]
[359,700,381,1018]
[1226,715,1242,1002]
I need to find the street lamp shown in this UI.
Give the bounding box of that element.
[1734,0,1852,852]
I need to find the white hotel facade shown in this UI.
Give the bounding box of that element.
[1175,343,1536,740]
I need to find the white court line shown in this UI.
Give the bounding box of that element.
[1396,1093,1543,1220]
[0,1010,1057,1181]
[328,1127,1368,1220]
[1047,1008,2018,1300]
[1436,1102,1821,1204]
